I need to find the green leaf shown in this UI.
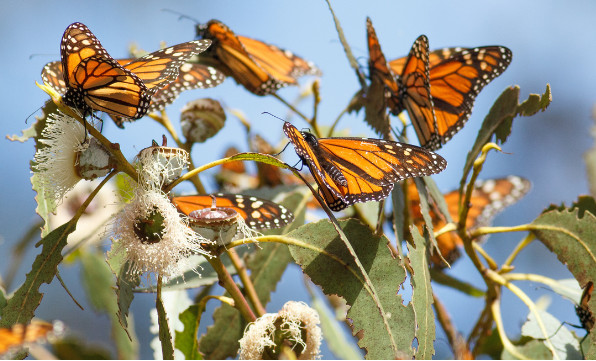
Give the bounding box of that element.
[407,226,435,359]
[521,309,581,360]
[114,260,140,342]
[175,305,201,360]
[156,291,175,360]
[287,219,415,359]
[52,338,113,359]
[229,152,291,170]
[0,220,73,327]
[0,286,6,313]
[501,339,552,360]
[531,197,596,287]
[198,242,293,359]
[461,85,551,190]
[310,290,362,360]
[80,250,139,360]
[353,201,381,231]
[197,302,243,359]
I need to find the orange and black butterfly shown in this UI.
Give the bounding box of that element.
[195,19,321,95]
[577,281,595,332]
[0,321,60,355]
[42,59,225,128]
[408,176,530,267]
[389,43,512,150]
[366,18,436,145]
[54,22,212,125]
[283,121,447,211]
[172,193,294,230]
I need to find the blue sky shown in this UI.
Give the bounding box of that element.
[2,1,595,358]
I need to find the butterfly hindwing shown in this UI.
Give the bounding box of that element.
[172,194,294,230]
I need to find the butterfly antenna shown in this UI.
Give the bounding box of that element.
[24,105,44,124]
[160,9,200,24]
[29,53,58,60]
[261,111,287,124]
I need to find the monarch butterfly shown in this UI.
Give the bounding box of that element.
[408,176,531,267]
[283,121,447,211]
[366,18,436,145]
[577,281,595,331]
[42,59,225,128]
[388,43,512,150]
[195,19,321,95]
[0,321,60,354]
[172,193,294,230]
[57,22,212,124]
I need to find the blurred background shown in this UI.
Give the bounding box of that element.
[1,0,595,358]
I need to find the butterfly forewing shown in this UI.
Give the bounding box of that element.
[283,121,447,211]
[197,19,320,96]
[172,194,294,230]
[389,45,512,149]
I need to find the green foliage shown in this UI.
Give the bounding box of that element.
[198,242,294,359]
[408,226,435,359]
[80,250,139,359]
[309,290,363,360]
[531,197,596,287]
[0,220,73,327]
[113,260,140,342]
[287,219,415,359]
[156,290,175,360]
[521,310,581,359]
[175,304,201,360]
[460,84,552,190]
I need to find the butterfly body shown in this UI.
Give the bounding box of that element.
[283,121,447,211]
[56,22,213,124]
[196,19,320,95]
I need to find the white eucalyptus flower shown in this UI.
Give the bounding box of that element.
[239,301,322,360]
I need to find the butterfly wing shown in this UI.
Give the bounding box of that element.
[0,322,56,354]
[238,35,321,84]
[120,40,212,93]
[390,46,512,149]
[60,23,151,119]
[409,176,530,267]
[397,35,439,150]
[284,122,447,211]
[197,19,320,95]
[364,17,396,138]
[577,281,595,331]
[41,61,67,94]
[172,194,294,230]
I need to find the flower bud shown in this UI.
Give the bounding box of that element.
[180,98,226,143]
[137,145,189,189]
[76,138,115,180]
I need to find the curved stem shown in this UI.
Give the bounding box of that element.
[487,269,559,359]
[327,107,349,137]
[503,233,535,268]
[472,242,498,270]
[226,248,266,316]
[206,257,256,322]
[272,93,321,137]
[490,295,529,360]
